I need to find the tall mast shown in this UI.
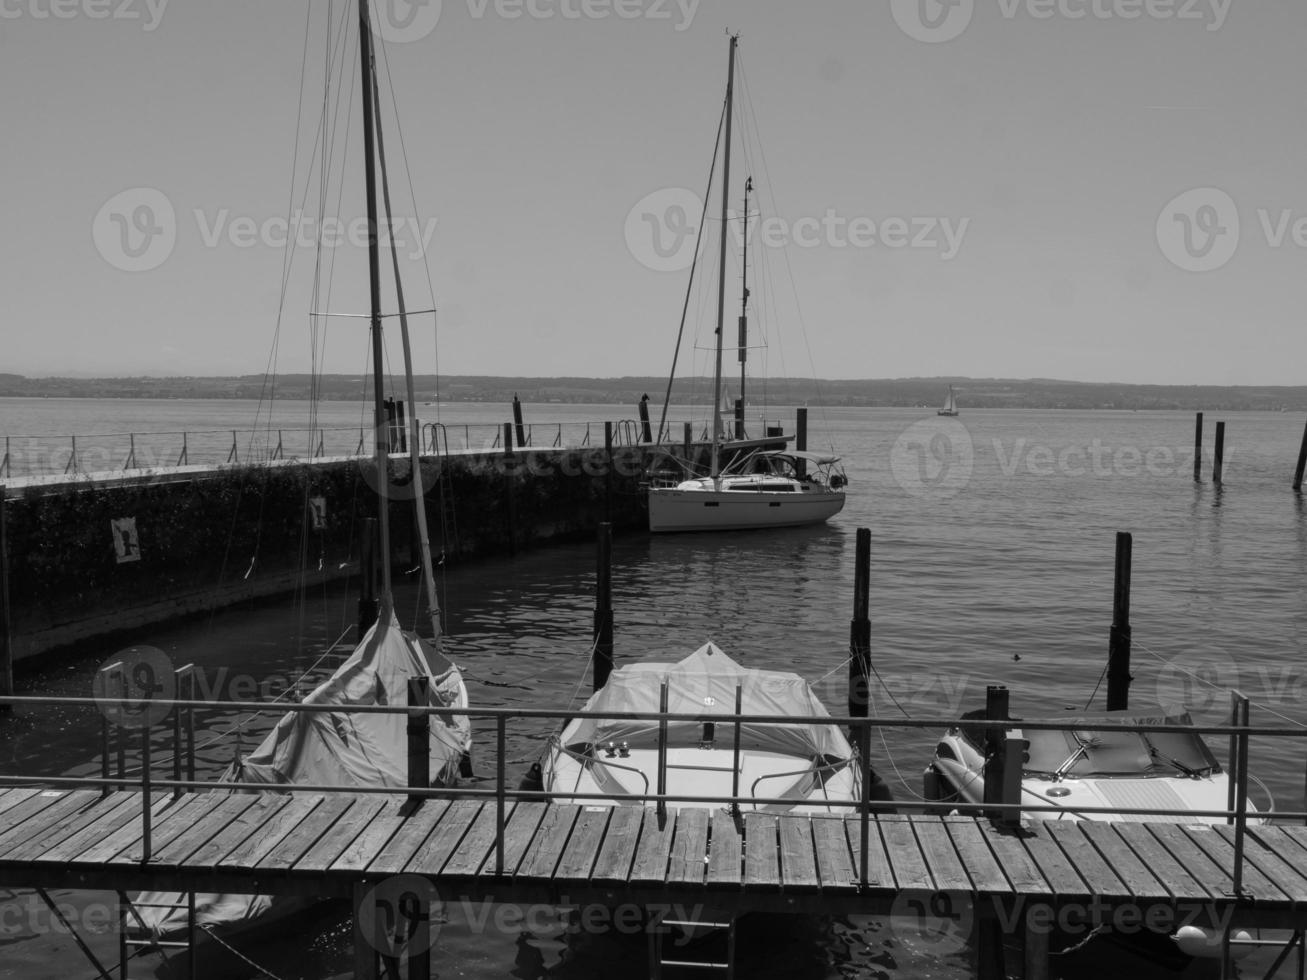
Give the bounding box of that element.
[738,175,751,423]
[358,0,391,599]
[710,34,737,482]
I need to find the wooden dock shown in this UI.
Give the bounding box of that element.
[4,784,1307,933]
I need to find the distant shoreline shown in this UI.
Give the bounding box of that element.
[2,374,1304,412]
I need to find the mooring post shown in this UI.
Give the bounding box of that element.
[638,394,652,443]
[1293,421,1307,493]
[1213,420,1226,485]
[503,422,517,556]
[1193,412,1203,483]
[512,394,526,448]
[593,522,614,691]
[603,421,614,524]
[0,485,11,714]
[682,421,692,461]
[358,517,379,637]
[407,676,430,810]
[981,685,1010,822]
[848,527,871,736]
[1106,531,1133,711]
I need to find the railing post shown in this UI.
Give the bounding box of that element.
[495,713,506,876]
[656,681,668,827]
[859,717,870,887]
[730,685,742,813]
[407,677,430,809]
[1231,695,1250,897]
[141,721,152,862]
[593,523,614,691]
[849,527,871,737]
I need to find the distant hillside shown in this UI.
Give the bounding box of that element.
[1,374,1304,412]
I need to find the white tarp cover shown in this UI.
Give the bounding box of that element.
[134,603,468,938]
[564,642,853,760]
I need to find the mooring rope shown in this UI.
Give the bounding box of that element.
[199,924,288,980]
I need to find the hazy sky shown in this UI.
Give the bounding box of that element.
[2,0,1302,384]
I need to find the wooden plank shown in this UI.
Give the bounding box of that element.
[778,815,819,891]
[593,805,645,886]
[911,816,971,892]
[1111,823,1210,901]
[630,808,677,886]
[1181,824,1288,904]
[554,806,612,884]
[480,801,547,878]
[1015,823,1088,899]
[943,816,1012,895]
[743,811,780,889]
[66,792,182,865]
[809,815,855,892]
[149,794,260,867]
[124,792,230,862]
[667,807,709,887]
[0,788,41,820]
[443,802,509,877]
[1041,821,1131,899]
[194,794,297,870]
[409,800,483,876]
[257,794,355,872]
[17,792,142,864]
[6,792,137,863]
[219,794,325,869]
[1077,821,1170,901]
[327,798,407,874]
[880,815,932,891]
[706,809,743,889]
[366,800,452,875]
[1241,827,1307,904]
[1145,823,1234,899]
[844,814,894,888]
[295,797,390,873]
[0,790,100,856]
[518,804,580,880]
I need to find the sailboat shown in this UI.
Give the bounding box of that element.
[937,385,959,416]
[646,38,846,534]
[132,0,469,940]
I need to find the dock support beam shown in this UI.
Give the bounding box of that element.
[593,522,614,691]
[848,527,871,733]
[1293,420,1307,492]
[1193,412,1203,482]
[1106,531,1133,711]
[1213,420,1226,485]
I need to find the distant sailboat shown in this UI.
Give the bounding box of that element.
[937,385,959,417]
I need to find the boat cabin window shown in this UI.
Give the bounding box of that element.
[728,481,796,492]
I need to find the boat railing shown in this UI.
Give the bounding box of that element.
[0,688,1293,891]
[550,740,652,797]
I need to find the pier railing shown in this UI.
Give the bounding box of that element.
[0,689,1294,892]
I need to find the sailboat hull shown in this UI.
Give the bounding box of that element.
[648,486,844,533]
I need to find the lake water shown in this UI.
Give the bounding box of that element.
[2,398,1306,979]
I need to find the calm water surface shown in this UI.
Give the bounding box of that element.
[2,400,1306,979]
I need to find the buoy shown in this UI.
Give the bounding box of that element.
[1173,925,1255,960]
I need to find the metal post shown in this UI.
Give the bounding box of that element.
[1231,695,1250,896]
[848,528,871,734]
[495,713,506,875]
[730,685,742,813]
[656,681,668,826]
[593,523,614,691]
[1106,531,1133,711]
[858,718,870,886]
[141,722,152,863]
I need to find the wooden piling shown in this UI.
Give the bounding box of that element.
[593,522,614,691]
[1213,420,1226,485]
[1106,531,1133,711]
[512,394,526,448]
[682,421,692,461]
[406,676,430,809]
[848,527,871,732]
[357,517,379,637]
[503,422,517,555]
[981,686,1009,822]
[604,421,614,524]
[638,394,653,444]
[1024,903,1051,980]
[1293,421,1307,492]
[0,485,11,713]
[1193,412,1203,483]
[796,407,808,452]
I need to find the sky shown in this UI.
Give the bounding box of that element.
[0,0,1303,385]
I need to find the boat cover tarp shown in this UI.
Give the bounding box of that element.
[565,641,853,760]
[133,603,468,938]
[969,709,1219,778]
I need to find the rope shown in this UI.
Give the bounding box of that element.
[199,924,289,980]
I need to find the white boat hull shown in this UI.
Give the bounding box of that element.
[648,486,844,533]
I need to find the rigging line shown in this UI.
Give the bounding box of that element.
[865,652,915,719]
[656,97,727,447]
[1082,661,1109,710]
